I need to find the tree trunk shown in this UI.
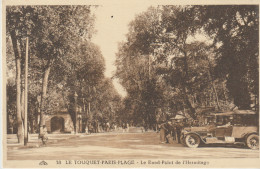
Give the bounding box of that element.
[21,89,25,122]
[39,63,51,136]
[181,49,197,120]
[15,57,24,143]
[29,116,35,133]
[182,85,197,120]
[10,30,24,144]
[207,71,221,110]
[205,55,221,110]
[222,81,228,104]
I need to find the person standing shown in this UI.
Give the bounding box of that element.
[160,121,174,143]
[106,122,110,132]
[122,123,126,133]
[88,123,93,134]
[157,108,168,143]
[159,122,167,143]
[126,123,129,132]
[175,121,182,143]
[39,125,48,146]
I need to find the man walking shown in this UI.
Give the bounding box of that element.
[39,125,48,146]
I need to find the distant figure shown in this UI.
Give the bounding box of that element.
[144,123,148,132]
[114,124,117,131]
[93,120,99,133]
[122,123,126,133]
[112,123,117,131]
[141,126,144,133]
[126,123,129,132]
[99,123,103,132]
[85,126,89,134]
[106,122,110,132]
[102,123,107,132]
[88,123,94,134]
[39,125,48,146]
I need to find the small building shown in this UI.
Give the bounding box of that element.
[45,110,74,133]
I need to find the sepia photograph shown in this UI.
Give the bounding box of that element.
[2,0,260,168]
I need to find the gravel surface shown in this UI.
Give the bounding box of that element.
[7,128,259,160]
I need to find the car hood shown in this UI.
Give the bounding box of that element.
[183,126,212,132]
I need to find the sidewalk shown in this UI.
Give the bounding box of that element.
[7,133,81,150]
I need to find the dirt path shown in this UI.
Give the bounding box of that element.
[7,132,259,160]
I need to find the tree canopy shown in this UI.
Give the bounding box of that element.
[6,5,123,139]
[115,5,258,127]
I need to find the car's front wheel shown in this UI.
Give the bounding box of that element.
[185,134,200,148]
[246,134,259,150]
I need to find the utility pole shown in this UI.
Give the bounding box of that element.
[24,37,29,145]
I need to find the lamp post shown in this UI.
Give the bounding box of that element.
[74,92,78,134]
[78,112,82,133]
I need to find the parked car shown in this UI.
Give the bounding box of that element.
[181,110,259,149]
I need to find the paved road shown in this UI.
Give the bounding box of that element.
[7,130,259,160]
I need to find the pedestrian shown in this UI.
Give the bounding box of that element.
[157,109,169,143]
[174,119,185,143]
[88,123,93,134]
[122,123,126,133]
[93,121,96,133]
[160,121,174,144]
[39,125,48,146]
[85,126,89,134]
[126,123,129,132]
[159,122,167,143]
[93,120,99,133]
[106,122,110,132]
[114,124,117,131]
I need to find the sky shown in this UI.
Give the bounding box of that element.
[92,4,152,97]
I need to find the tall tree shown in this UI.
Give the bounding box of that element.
[6,6,96,139]
[115,5,258,122]
[115,7,175,127]
[6,6,37,143]
[64,41,105,130]
[30,6,96,136]
[190,5,259,109]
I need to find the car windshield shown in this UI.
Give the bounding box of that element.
[234,114,258,126]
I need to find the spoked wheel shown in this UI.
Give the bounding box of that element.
[185,134,200,148]
[246,134,259,150]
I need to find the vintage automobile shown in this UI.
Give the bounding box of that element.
[181,110,259,149]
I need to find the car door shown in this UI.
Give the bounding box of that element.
[214,126,233,138]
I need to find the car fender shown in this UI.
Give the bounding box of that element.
[243,132,259,140]
[183,132,206,144]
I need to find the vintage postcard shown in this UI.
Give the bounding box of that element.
[2,0,260,168]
